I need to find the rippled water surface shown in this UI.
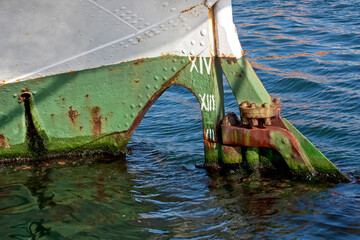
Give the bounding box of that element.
[1,1,359,239]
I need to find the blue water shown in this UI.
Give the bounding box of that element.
[0,0,359,239]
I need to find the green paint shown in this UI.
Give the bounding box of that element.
[0,54,347,182]
[282,118,348,182]
[220,57,271,106]
[0,55,224,161]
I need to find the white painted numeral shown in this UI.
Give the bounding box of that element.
[206,129,215,141]
[188,56,212,75]
[199,93,215,112]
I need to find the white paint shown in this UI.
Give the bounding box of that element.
[199,93,215,112]
[188,56,212,75]
[0,0,220,84]
[206,129,215,141]
[214,0,243,58]
[88,0,138,31]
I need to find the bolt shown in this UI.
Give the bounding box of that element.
[263,103,270,108]
[250,119,258,126]
[241,117,249,126]
[274,98,280,104]
[240,101,248,108]
[265,117,272,126]
[250,103,256,109]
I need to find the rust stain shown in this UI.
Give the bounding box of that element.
[91,106,102,135]
[61,97,65,103]
[114,132,121,144]
[51,114,54,118]
[181,3,202,13]
[226,58,238,65]
[79,126,83,131]
[133,58,146,66]
[68,106,80,125]
[0,134,6,148]
[85,94,89,99]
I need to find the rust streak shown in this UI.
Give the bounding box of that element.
[91,106,102,135]
[181,3,202,13]
[68,106,80,126]
[0,134,6,148]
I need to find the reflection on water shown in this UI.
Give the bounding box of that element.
[0,0,359,239]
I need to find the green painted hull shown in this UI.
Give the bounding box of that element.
[0,55,224,161]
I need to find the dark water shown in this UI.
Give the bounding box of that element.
[1,0,359,239]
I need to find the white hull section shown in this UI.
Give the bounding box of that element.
[1,0,243,84]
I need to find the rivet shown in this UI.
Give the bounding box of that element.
[154,85,158,89]
[186,26,192,31]
[168,20,174,24]
[163,67,168,71]
[172,59,177,63]
[125,123,129,127]
[154,76,160,80]
[200,29,207,36]
[181,59,186,64]
[265,118,272,126]
[160,24,165,28]
[138,94,142,98]
[131,113,135,117]
[132,14,137,18]
[172,67,177,72]
[146,94,151,98]
[163,76,167,80]
[191,40,195,45]
[125,114,129,118]
[138,103,143,107]
[13,94,17,98]
[190,50,195,56]
[130,104,135,109]
[182,49,187,54]
[200,41,205,46]
[250,103,256,108]
[146,84,151,89]
[263,103,270,108]
[170,8,176,12]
